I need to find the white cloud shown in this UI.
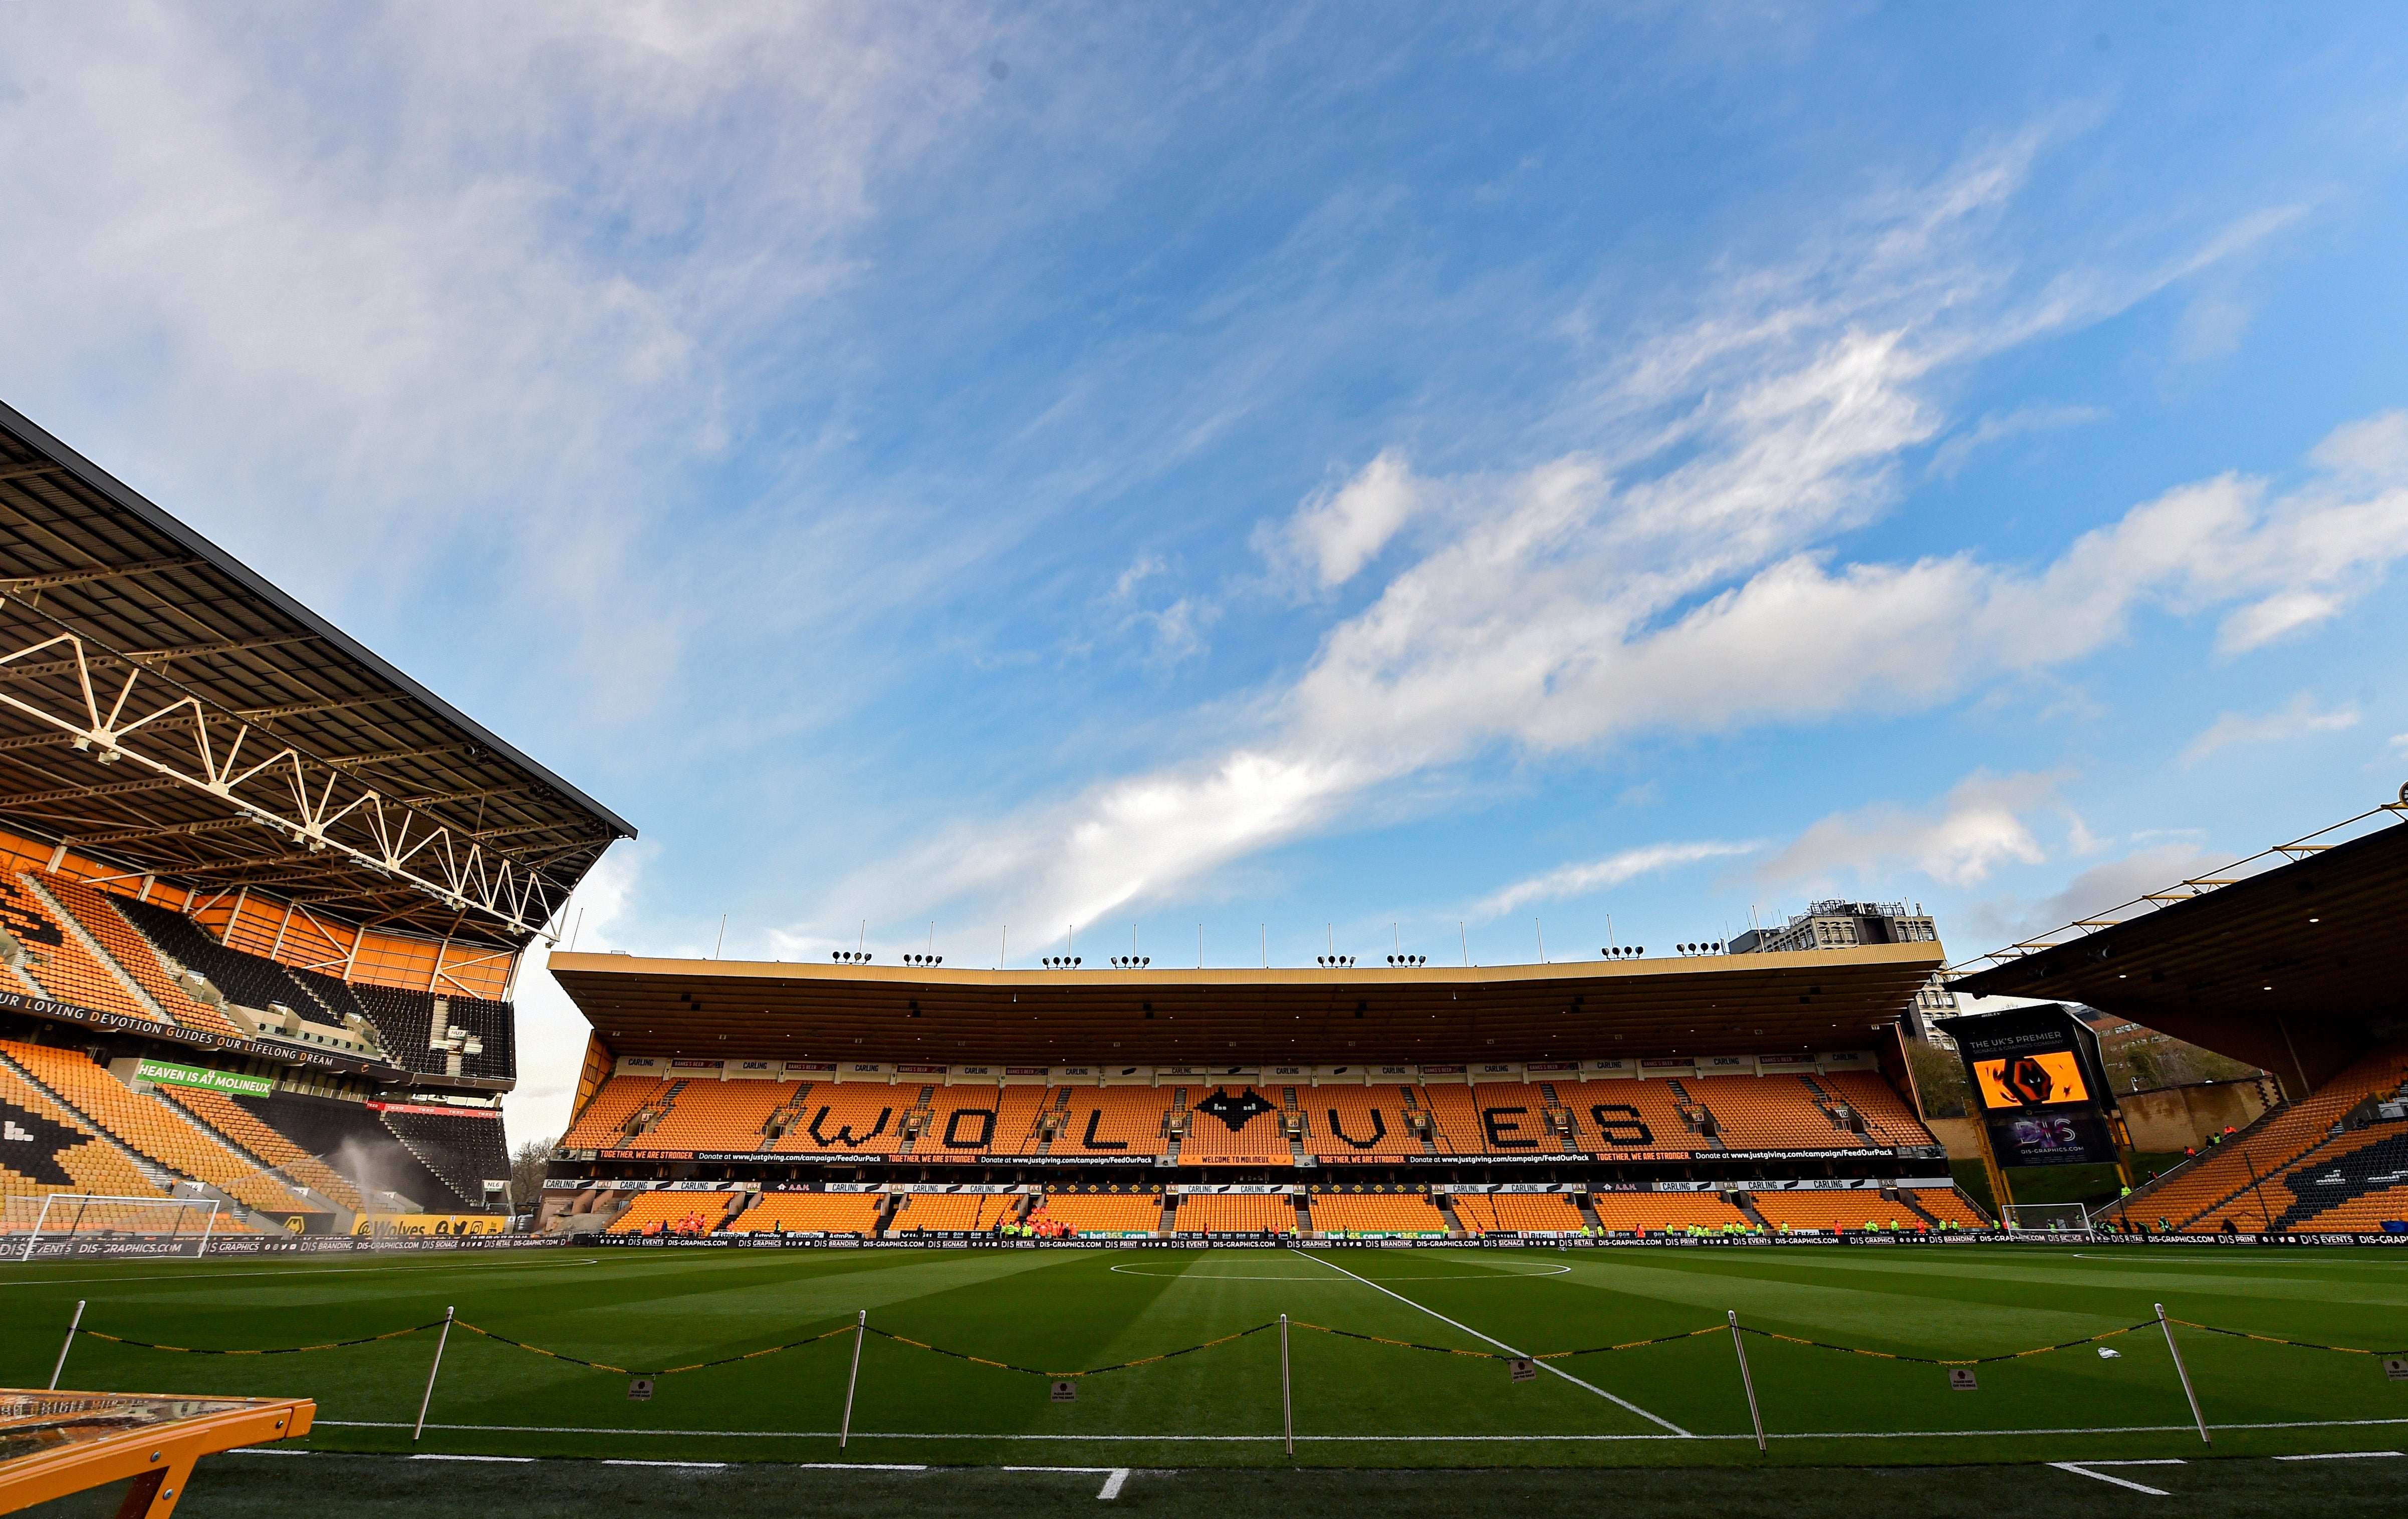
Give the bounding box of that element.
[1470,840,1762,920]
[1760,771,2063,890]
[2181,692,2360,765]
[1268,449,1425,590]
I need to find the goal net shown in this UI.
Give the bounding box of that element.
[2000,1202,2091,1234]
[14,1194,223,1260]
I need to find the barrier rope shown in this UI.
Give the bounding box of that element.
[453,1320,859,1378]
[73,1313,2395,1379]
[1735,1319,2158,1366]
[75,1321,445,1356]
[2166,1319,2408,1358]
[866,1321,1278,1379]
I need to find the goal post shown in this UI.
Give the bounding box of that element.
[17,1194,222,1261]
[2000,1202,2091,1234]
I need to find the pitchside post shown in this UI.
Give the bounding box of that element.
[1726,1311,1765,1452]
[413,1307,455,1443]
[1280,1313,1293,1456]
[840,1310,867,1449]
[48,1300,84,1390]
[2156,1303,2209,1443]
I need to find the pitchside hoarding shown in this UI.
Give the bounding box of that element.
[1937,1003,2121,1168]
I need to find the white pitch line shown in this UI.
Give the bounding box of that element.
[2048,1459,2184,1495]
[1005,1465,1132,1498]
[2274,1451,2402,1460]
[1108,1264,1571,1282]
[602,1459,729,1468]
[410,1453,535,1463]
[1298,1249,1693,1437]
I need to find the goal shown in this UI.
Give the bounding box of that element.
[16,1194,223,1261]
[2000,1202,2091,1234]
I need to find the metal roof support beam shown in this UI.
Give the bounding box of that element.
[0,628,570,936]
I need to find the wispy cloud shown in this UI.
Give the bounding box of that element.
[826,159,2404,936]
[2181,692,2360,765]
[1469,841,1763,920]
[1928,402,2104,478]
[1760,771,2065,890]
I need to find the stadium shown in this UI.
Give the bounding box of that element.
[0,402,2403,1517]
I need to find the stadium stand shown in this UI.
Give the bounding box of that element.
[2268,1128,2408,1231]
[1308,1084,1427,1159]
[887,1193,1012,1233]
[225,1089,458,1214]
[728,1192,884,1235]
[156,1086,363,1212]
[108,896,519,1084]
[1173,1194,1297,1233]
[1308,1192,1449,1234]
[1563,1079,1698,1152]
[619,1079,786,1152]
[770,1082,909,1155]
[603,1190,739,1235]
[1585,1191,1747,1233]
[1813,1071,1938,1148]
[0,1058,171,1229]
[43,877,245,1039]
[916,1085,1050,1157]
[373,1105,507,1210]
[1027,1192,1162,1234]
[1450,1192,1585,1233]
[1178,1087,1294,1165]
[2103,1040,2408,1231]
[1911,1187,1992,1228]
[1,1041,318,1217]
[1027,1087,1171,1156]
[1749,1190,1918,1233]
[563,1075,660,1148]
[0,876,164,1027]
[113,896,317,1026]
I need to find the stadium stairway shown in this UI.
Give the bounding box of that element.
[619,1080,688,1143]
[1893,1186,1948,1230]
[1431,1191,1466,1237]
[1730,1192,1773,1230]
[1663,1078,1729,1152]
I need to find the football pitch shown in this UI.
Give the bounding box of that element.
[6,1244,2404,1476]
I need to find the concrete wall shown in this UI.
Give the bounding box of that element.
[2117,1080,2272,1153]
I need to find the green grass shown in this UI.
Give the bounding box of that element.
[4,1245,2405,1471]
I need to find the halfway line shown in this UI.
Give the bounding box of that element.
[1297,1251,1692,1437]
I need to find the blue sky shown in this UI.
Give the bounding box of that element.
[5,5,2408,1131]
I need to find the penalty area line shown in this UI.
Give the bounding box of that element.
[1298,1249,1693,1437]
